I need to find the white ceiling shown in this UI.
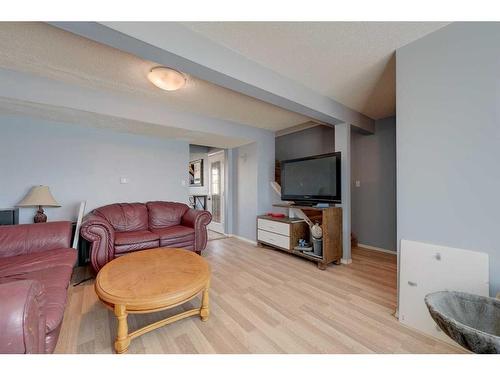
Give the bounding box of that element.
[0,22,311,132]
[182,22,449,120]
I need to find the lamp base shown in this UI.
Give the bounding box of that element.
[34,206,47,223]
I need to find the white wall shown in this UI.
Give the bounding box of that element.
[0,115,189,223]
[397,22,500,296]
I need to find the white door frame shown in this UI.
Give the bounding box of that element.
[207,150,225,234]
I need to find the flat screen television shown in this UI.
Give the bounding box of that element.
[280,152,341,204]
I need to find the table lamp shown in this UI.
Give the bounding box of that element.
[17,185,60,223]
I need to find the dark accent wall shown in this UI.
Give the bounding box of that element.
[275,122,397,252]
[351,117,396,251]
[275,125,335,161]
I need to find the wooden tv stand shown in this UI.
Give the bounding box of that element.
[257,204,343,269]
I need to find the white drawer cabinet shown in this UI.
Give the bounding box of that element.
[257,229,290,250]
[256,216,307,252]
[257,218,290,236]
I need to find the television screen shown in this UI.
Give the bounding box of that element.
[281,152,341,203]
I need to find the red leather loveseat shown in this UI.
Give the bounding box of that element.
[0,221,77,354]
[80,201,212,272]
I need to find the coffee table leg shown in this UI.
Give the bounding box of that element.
[200,283,210,321]
[114,304,130,354]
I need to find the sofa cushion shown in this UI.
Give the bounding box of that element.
[152,225,195,247]
[115,230,159,245]
[115,240,160,255]
[0,222,72,258]
[114,230,160,255]
[0,248,77,278]
[146,201,189,230]
[94,203,148,232]
[160,238,194,249]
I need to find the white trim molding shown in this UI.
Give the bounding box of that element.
[340,258,352,264]
[358,243,396,255]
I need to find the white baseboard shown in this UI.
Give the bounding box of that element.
[340,258,352,264]
[358,243,396,255]
[228,234,258,246]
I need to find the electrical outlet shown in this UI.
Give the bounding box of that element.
[120,177,129,184]
[355,180,361,188]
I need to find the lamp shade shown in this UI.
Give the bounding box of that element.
[17,186,60,207]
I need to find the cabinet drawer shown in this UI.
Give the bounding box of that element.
[257,218,290,236]
[257,229,290,250]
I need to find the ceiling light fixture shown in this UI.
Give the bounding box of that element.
[147,66,186,91]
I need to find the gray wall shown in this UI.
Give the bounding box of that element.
[0,115,189,223]
[0,114,276,243]
[351,117,396,251]
[232,142,259,240]
[188,145,210,196]
[230,134,276,241]
[275,125,334,161]
[257,134,277,218]
[397,22,500,296]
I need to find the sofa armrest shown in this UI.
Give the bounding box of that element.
[80,214,115,273]
[0,280,46,354]
[181,209,212,253]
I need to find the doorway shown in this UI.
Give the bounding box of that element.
[207,150,225,234]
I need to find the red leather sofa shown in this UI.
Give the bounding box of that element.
[0,221,77,354]
[80,201,212,272]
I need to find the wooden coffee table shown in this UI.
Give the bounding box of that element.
[94,248,211,354]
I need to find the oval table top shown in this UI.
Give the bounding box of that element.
[95,248,211,311]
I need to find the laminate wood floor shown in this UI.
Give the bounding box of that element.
[54,238,465,354]
[208,230,227,241]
